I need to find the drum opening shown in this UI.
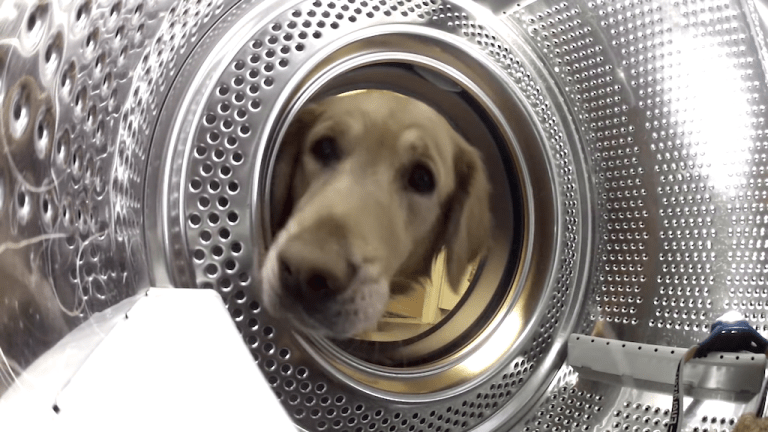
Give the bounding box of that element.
[267,61,525,367]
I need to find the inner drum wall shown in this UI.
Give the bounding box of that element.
[1,0,768,431]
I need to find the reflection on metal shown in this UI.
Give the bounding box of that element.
[0,0,767,430]
[0,0,185,392]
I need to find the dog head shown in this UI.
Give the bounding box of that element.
[261,90,492,338]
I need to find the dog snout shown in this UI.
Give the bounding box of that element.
[277,233,355,303]
[278,256,346,301]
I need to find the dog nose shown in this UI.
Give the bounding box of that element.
[279,258,344,300]
[277,238,354,302]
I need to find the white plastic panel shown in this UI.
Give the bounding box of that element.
[0,288,294,431]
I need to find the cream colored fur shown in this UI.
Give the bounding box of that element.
[261,90,492,338]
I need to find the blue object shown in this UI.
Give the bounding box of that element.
[667,316,768,432]
[694,319,768,358]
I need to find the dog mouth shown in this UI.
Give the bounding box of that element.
[279,277,390,339]
[261,246,390,339]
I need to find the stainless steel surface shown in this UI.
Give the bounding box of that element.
[1,0,768,431]
[144,0,590,427]
[0,0,174,389]
[569,333,766,400]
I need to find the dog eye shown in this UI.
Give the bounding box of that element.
[310,136,341,166]
[407,162,436,194]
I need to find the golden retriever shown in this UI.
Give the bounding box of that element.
[260,90,492,338]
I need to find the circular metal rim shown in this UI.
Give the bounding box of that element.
[256,28,569,400]
[290,64,526,363]
[143,0,593,427]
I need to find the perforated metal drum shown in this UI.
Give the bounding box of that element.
[2,0,768,430]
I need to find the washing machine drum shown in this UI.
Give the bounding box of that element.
[2,0,768,430]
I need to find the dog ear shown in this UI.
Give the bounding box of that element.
[443,139,492,292]
[270,105,320,233]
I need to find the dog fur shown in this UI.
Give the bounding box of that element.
[260,90,492,338]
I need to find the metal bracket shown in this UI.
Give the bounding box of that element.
[568,334,767,402]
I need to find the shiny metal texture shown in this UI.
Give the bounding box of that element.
[1,0,768,431]
[0,0,172,390]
